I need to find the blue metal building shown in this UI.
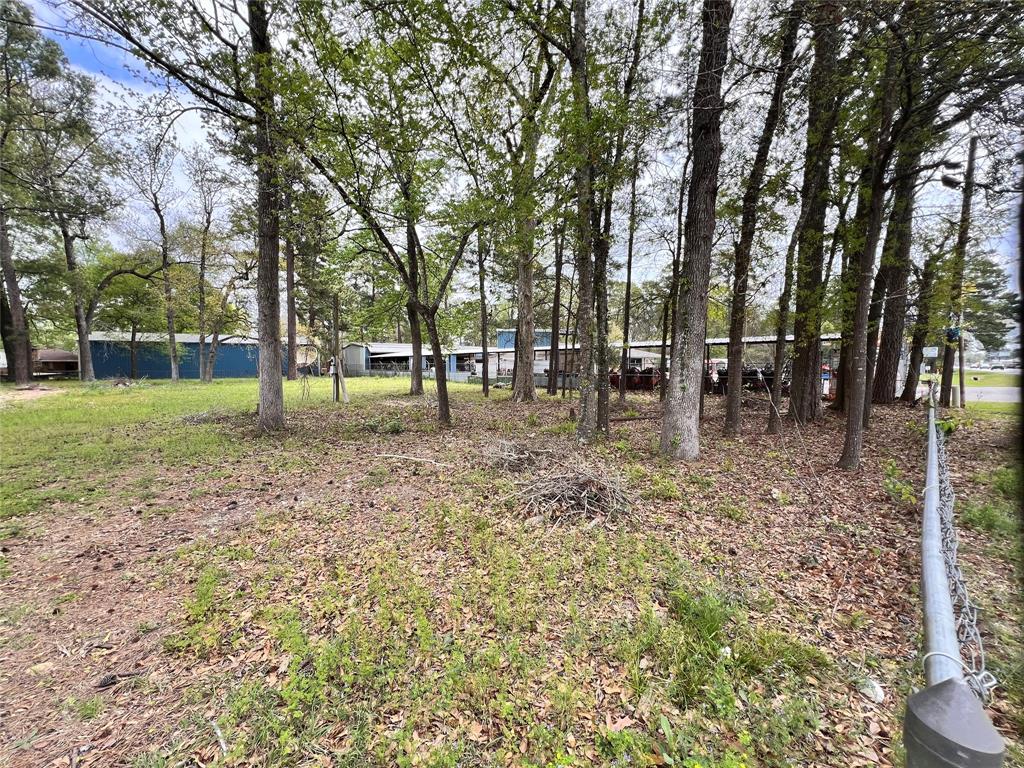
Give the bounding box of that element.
[88,332,309,379]
[496,328,552,349]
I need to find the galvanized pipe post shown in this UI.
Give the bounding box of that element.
[903,391,1004,767]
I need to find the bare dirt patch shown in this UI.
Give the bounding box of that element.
[0,386,65,405]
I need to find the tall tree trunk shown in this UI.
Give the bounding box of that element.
[0,206,31,385]
[837,50,898,470]
[869,144,923,406]
[562,261,577,399]
[788,4,843,425]
[512,125,540,403]
[406,214,424,395]
[1,290,23,383]
[658,299,669,399]
[873,173,917,403]
[594,199,610,432]
[60,226,95,382]
[249,0,284,429]
[511,313,521,392]
[286,235,297,380]
[548,224,564,396]
[569,0,597,442]
[663,170,686,402]
[768,217,802,434]
[425,313,452,426]
[619,148,641,402]
[660,0,732,460]
[161,269,179,382]
[152,196,179,382]
[861,262,889,425]
[130,322,138,379]
[197,209,210,382]
[477,232,490,397]
[899,240,941,403]
[940,136,978,407]
[724,1,800,436]
[407,302,424,392]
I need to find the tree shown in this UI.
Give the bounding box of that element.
[787,2,847,425]
[660,0,732,460]
[0,0,65,385]
[72,0,286,428]
[125,130,182,380]
[723,1,801,436]
[837,42,900,470]
[182,150,230,383]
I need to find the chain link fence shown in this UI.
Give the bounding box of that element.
[903,384,1004,767]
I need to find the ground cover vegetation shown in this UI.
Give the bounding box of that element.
[0,379,1021,766]
[2,0,1023,765]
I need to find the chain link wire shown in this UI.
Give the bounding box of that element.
[932,406,998,701]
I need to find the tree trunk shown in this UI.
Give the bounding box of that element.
[548,225,563,396]
[197,210,210,382]
[125,322,136,380]
[0,206,31,385]
[60,227,95,382]
[660,0,732,460]
[861,263,889,425]
[249,0,284,429]
[512,126,540,403]
[407,302,424,393]
[563,262,577,399]
[872,158,919,404]
[594,198,610,433]
[900,242,940,403]
[940,136,978,407]
[286,235,297,380]
[788,5,843,425]
[837,51,898,470]
[477,232,489,397]
[723,1,800,436]
[768,218,801,434]
[1,290,23,383]
[161,267,179,382]
[619,149,641,403]
[425,313,451,426]
[662,171,686,402]
[569,0,597,442]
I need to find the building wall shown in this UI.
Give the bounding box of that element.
[90,340,297,379]
[495,329,552,349]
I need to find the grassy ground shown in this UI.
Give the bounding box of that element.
[919,371,1022,388]
[963,371,1022,388]
[0,378,1020,767]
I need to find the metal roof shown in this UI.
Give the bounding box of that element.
[89,332,313,346]
[36,348,78,362]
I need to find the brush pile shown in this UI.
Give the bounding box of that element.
[511,462,629,522]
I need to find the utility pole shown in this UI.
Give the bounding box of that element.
[939,136,978,409]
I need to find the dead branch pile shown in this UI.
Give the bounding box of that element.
[511,463,629,522]
[492,440,542,471]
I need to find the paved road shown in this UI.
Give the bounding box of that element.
[914,385,1021,403]
[965,386,1021,403]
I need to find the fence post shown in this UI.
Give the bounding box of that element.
[903,390,1004,767]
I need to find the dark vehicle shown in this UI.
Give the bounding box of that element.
[705,363,790,396]
[609,366,660,391]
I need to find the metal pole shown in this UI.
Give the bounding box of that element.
[905,384,1005,767]
[921,395,962,686]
